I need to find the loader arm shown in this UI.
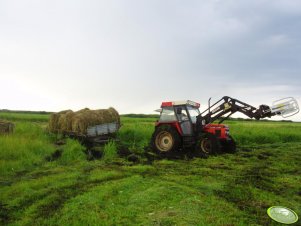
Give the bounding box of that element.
[197,96,280,128]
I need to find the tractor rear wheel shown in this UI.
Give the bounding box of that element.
[198,133,221,157]
[151,125,181,155]
[220,135,236,153]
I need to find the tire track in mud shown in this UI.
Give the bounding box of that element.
[1,166,133,225]
[216,166,273,225]
[0,202,11,225]
[215,150,279,225]
[35,174,129,219]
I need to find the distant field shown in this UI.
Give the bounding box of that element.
[0,112,49,122]
[0,112,300,225]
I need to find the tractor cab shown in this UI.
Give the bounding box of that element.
[157,100,201,136]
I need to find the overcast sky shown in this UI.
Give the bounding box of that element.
[0,0,300,121]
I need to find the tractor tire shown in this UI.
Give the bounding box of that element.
[151,125,181,155]
[220,135,236,153]
[197,133,221,157]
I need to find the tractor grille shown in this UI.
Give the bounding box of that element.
[215,129,221,137]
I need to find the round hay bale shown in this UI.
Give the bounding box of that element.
[0,120,15,134]
[49,110,73,134]
[50,107,120,136]
[57,110,73,133]
[77,108,90,113]
[48,113,60,133]
[71,108,120,135]
[59,111,76,132]
[108,107,120,124]
[71,112,87,134]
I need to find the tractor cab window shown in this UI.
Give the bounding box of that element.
[175,107,189,121]
[175,106,192,135]
[159,107,176,122]
[187,106,200,123]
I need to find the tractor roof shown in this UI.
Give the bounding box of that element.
[161,100,200,108]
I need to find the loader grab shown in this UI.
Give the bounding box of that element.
[151,96,299,157]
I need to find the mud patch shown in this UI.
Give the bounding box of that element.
[55,139,66,146]
[127,154,140,163]
[0,202,10,225]
[257,154,268,160]
[208,163,231,170]
[34,174,128,219]
[86,147,103,160]
[240,148,253,152]
[240,153,253,158]
[45,149,62,162]
[240,165,275,191]
[216,164,276,225]
[117,146,132,158]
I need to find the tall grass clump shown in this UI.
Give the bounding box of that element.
[0,122,54,177]
[118,117,154,153]
[59,139,86,164]
[102,140,117,162]
[226,120,301,145]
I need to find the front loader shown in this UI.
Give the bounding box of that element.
[151,96,299,156]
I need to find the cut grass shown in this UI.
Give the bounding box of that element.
[1,142,300,225]
[0,113,301,225]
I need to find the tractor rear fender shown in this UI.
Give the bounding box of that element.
[155,122,183,136]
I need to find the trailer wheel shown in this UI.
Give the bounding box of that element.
[198,133,221,156]
[151,125,181,155]
[221,136,236,153]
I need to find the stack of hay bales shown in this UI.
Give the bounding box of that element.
[0,120,14,134]
[48,107,120,135]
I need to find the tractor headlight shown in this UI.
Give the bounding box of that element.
[225,127,230,135]
[202,120,206,125]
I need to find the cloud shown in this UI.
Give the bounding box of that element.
[0,0,300,120]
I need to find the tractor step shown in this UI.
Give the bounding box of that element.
[182,136,196,148]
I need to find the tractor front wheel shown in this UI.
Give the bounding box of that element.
[151,126,181,155]
[220,135,236,153]
[198,133,221,157]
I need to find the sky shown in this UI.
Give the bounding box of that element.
[0,0,300,121]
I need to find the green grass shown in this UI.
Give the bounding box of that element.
[0,122,55,178]
[58,139,86,164]
[227,120,301,145]
[0,113,301,225]
[0,112,49,122]
[118,117,155,153]
[102,141,118,162]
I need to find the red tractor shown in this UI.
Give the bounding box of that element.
[151,96,299,156]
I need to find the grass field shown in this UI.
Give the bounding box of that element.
[0,112,300,226]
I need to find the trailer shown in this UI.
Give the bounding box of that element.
[66,122,120,145]
[48,107,120,145]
